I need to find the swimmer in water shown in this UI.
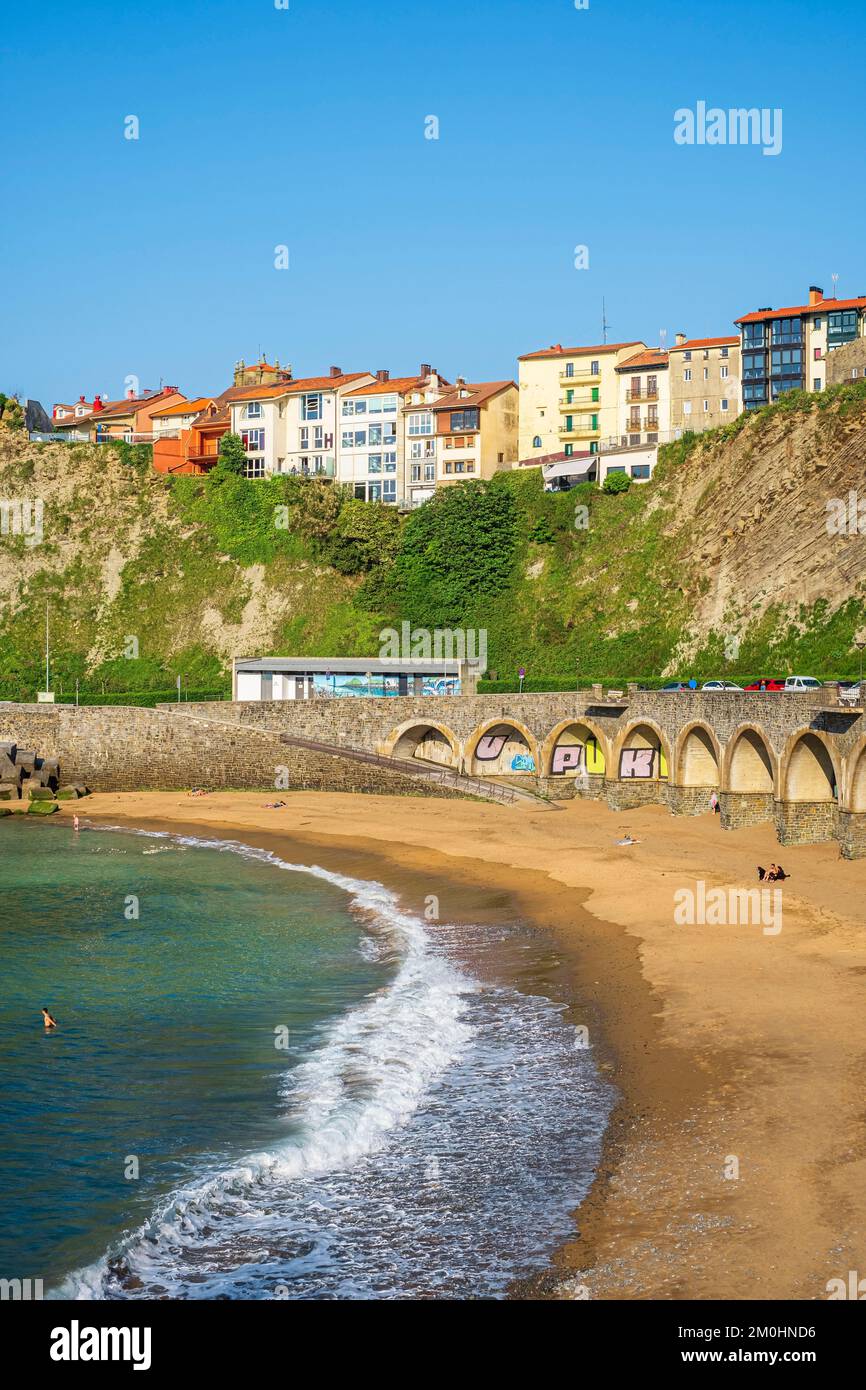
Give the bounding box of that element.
[41,1008,57,1029]
[73,814,80,831]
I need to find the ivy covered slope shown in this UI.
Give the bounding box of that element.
[1,377,865,701]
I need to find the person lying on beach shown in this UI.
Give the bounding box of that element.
[41,1008,57,1029]
[616,833,641,846]
[188,788,209,798]
[263,800,287,809]
[758,864,789,882]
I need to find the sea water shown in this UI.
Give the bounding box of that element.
[0,819,613,1299]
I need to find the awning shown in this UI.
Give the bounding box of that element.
[542,459,596,482]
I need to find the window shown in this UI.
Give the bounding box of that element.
[742,323,767,349]
[721,365,729,379]
[242,428,265,452]
[301,393,322,420]
[411,464,421,482]
[683,401,692,415]
[683,350,692,362]
[445,462,453,474]
[720,346,729,358]
[565,363,574,377]
[314,425,323,449]
[243,457,266,479]
[813,378,821,391]
[368,394,398,415]
[721,399,729,411]
[245,402,263,419]
[564,443,573,457]
[591,386,599,403]
[383,451,396,471]
[828,309,859,346]
[454,461,465,473]
[607,465,627,475]
[341,428,366,449]
[342,399,367,417]
[382,479,396,502]
[814,347,822,360]
[368,455,382,473]
[703,400,709,412]
[771,317,802,345]
[424,462,435,482]
[684,368,692,382]
[813,318,822,330]
[742,351,766,380]
[631,464,651,479]
[703,349,709,359]
[590,360,599,374]
[408,412,432,435]
[450,408,479,431]
[533,434,542,448]
[300,427,309,448]
[703,368,709,380]
[497,452,504,463]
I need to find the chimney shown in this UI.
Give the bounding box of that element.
[162,384,177,395]
[455,375,466,387]
[329,365,342,378]
[79,394,86,403]
[375,369,390,382]
[675,332,686,346]
[92,395,104,412]
[809,285,824,306]
[126,388,136,400]
[420,363,431,378]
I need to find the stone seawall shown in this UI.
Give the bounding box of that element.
[0,706,465,798]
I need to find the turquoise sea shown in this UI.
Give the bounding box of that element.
[0,819,613,1299]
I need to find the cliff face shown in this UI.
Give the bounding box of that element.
[657,396,866,664]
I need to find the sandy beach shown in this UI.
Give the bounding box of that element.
[55,788,866,1302]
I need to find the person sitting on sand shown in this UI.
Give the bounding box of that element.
[41,1008,57,1029]
[616,831,641,846]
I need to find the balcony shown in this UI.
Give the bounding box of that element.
[559,394,598,410]
[560,420,600,440]
[559,368,601,384]
[625,387,658,402]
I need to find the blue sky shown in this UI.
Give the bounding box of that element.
[3,0,866,407]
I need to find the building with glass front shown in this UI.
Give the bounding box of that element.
[736,285,866,409]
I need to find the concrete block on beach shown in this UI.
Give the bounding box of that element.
[55,786,81,800]
[26,781,54,800]
[15,750,37,776]
[0,784,20,801]
[0,806,11,818]
[0,755,19,784]
[0,741,16,761]
[28,801,58,816]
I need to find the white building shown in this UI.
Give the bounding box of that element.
[229,369,374,479]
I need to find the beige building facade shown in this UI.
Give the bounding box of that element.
[432,380,518,487]
[517,341,646,462]
[668,335,741,434]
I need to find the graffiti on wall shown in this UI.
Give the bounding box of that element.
[550,734,606,776]
[620,748,656,779]
[510,753,536,772]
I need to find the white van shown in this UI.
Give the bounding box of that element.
[783,676,823,691]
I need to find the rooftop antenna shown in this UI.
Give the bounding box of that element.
[601,297,610,345]
[831,273,839,300]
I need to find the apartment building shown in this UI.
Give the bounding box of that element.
[735,285,866,409]
[668,335,741,434]
[517,341,646,461]
[339,366,449,505]
[614,349,670,454]
[431,379,518,486]
[150,396,215,439]
[228,368,374,479]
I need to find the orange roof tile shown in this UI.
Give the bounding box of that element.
[616,350,669,371]
[432,380,516,411]
[518,341,644,362]
[669,336,739,352]
[230,373,371,402]
[349,375,428,397]
[736,296,866,325]
[151,396,212,418]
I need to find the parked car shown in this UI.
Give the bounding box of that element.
[783,676,823,691]
[743,678,786,692]
[701,680,744,692]
[660,681,690,692]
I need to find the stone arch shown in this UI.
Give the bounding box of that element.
[782,730,840,803]
[383,719,459,769]
[542,718,610,778]
[723,725,777,795]
[674,721,722,787]
[844,737,866,814]
[466,717,540,777]
[612,720,671,782]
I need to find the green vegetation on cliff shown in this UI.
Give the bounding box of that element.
[1,382,865,701]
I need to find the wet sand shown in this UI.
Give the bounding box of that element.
[54,789,866,1301]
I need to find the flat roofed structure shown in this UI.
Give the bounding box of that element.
[233,656,472,701]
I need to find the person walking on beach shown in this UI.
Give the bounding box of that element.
[41,1008,57,1030]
